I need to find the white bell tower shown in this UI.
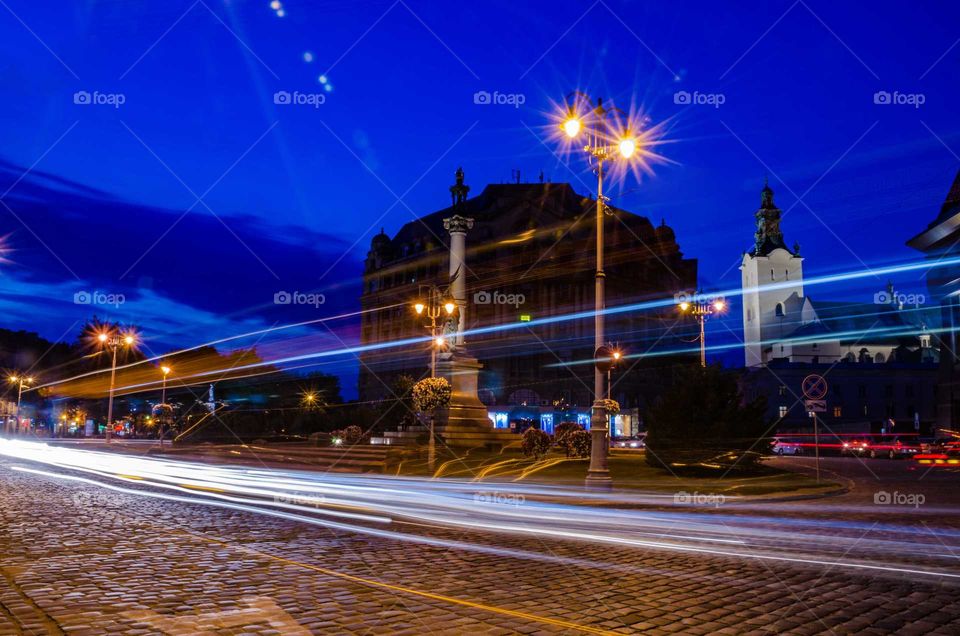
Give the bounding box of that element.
[740,182,805,367]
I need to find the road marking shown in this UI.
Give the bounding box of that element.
[185,531,621,635]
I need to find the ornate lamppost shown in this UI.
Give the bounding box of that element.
[7,375,33,435]
[413,285,456,377]
[96,329,138,443]
[558,93,641,488]
[677,292,726,367]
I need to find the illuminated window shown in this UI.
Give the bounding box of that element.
[540,413,554,434]
[778,405,789,418]
[833,406,842,418]
[577,413,591,429]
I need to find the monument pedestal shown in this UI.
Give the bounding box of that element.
[434,351,516,449]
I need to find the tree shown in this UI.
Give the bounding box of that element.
[646,364,769,473]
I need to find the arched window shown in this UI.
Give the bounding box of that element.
[508,389,540,406]
[775,303,785,317]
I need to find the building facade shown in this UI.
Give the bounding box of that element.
[908,168,960,430]
[359,171,697,420]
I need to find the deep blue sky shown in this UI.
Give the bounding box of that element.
[0,0,958,396]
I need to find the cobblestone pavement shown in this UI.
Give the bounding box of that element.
[2,459,960,635]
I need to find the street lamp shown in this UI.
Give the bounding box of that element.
[677,292,726,367]
[558,92,641,488]
[96,328,138,443]
[7,375,33,435]
[413,284,456,377]
[158,364,171,448]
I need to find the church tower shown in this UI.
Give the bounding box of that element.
[740,181,805,366]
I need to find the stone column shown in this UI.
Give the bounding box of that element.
[443,215,474,347]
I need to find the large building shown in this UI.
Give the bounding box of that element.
[359,170,697,428]
[908,169,960,430]
[740,182,939,432]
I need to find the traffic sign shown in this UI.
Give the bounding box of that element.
[804,399,827,413]
[802,374,828,400]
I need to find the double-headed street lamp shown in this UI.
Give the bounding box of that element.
[96,329,138,443]
[158,364,171,448]
[677,293,726,367]
[413,284,457,378]
[7,375,33,435]
[559,92,641,488]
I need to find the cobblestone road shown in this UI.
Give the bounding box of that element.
[2,459,960,635]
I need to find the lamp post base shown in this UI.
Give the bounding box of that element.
[585,470,612,490]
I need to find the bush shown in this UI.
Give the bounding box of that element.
[646,364,769,473]
[554,422,583,457]
[343,425,364,445]
[412,377,452,414]
[566,429,592,458]
[521,428,552,459]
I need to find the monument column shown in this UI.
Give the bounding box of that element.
[443,215,473,347]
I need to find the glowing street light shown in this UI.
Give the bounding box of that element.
[562,117,581,138]
[412,284,456,377]
[96,328,139,443]
[158,364,171,449]
[7,375,33,435]
[677,292,727,367]
[554,92,645,489]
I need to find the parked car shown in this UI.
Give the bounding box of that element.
[612,435,645,449]
[772,438,805,455]
[840,438,871,457]
[865,436,921,459]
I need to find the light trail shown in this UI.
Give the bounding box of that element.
[30,254,960,398]
[3,439,960,583]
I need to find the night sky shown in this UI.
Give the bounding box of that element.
[0,0,958,397]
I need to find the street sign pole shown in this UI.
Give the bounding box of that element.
[802,374,828,485]
[813,413,820,483]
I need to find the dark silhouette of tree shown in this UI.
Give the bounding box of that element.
[646,364,769,473]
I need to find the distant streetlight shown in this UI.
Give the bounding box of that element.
[159,364,171,448]
[557,92,642,488]
[96,329,138,443]
[413,284,457,377]
[7,375,33,435]
[677,293,726,367]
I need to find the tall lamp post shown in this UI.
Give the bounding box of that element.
[559,93,640,488]
[158,364,171,448]
[413,284,456,377]
[677,293,726,367]
[8,375,33,435]
[97,330,137,443]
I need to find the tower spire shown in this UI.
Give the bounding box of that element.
[753,180,792,255]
